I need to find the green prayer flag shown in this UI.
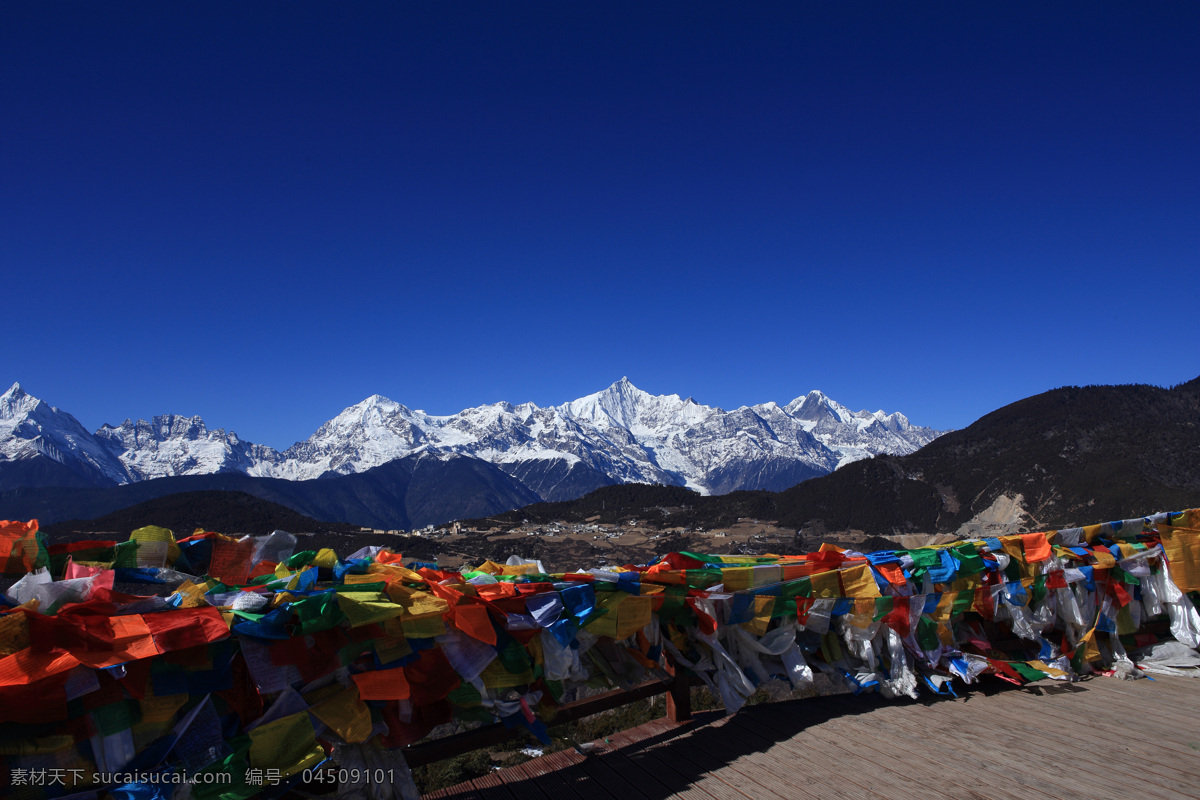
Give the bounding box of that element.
[293,591,347,634]
[1010,661,1049,682]
[916,617,940,651]
[1030,574,1048,606]
[953,544,985,576]
[112,539,140,569]
[447,681,483,707]
[287,550,317,569]
[873,597,894,621]
[91,700,142,736]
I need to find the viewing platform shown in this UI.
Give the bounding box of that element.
[426,674,1200,800]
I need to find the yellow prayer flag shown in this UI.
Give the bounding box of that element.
[308,685,373,744]
[500,563,540,576]
[248,710,324,775]
[742,596,776,636]
[585,592,652,639]
[1079,628,1102,663]
[402,612,447,639]
[375,634,414,665]
[369,562,425,584]
[132,720,175,752]
[389,588,449,616]
[1159,526,1200,592]
[130,525,180,567]
[313,548,338,569]
[615,595,653,638]
[937,621,956,647]
[948,575,983,593]
[1028,660,1068,679]
[932,591,957,622]
[999,537,1037,579]
[722,568,752,592]
[337,591,406,627]
[172,580,208,608]
[809,569,841,599]
[840,564,880,598]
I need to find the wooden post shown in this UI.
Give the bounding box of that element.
[664,651,692,723]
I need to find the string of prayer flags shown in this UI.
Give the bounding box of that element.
[1,509,1198,799]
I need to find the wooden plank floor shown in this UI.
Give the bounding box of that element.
[424,675,1200,800]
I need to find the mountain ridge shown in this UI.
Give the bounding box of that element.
[1,379,941,500]
[13,378,1197,537]
[473,377,1200,537]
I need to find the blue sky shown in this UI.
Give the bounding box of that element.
[4,2,1198,450]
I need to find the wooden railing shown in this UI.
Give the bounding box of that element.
[402,654,694,767]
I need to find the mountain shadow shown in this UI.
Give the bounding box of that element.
[1,453,539,530]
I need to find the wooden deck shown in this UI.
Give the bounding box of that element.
[424,675,1200,800]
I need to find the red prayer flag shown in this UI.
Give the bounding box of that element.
[208,536,255,585]
[403,648,460,707]
[352,667,411,700]
[142,607,229,653]
[453,603,497,645]
[685,597,718,636]
[875,563,906,586]
[882,596,912,638]
[1020,532,1052,563]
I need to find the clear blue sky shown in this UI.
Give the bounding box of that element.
[4,2,1198,450]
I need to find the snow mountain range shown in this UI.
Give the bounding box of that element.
[0,379,944,503]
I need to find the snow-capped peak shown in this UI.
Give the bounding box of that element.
[0,384,131,485]
[1,382,33,419]
[2,379,945,497]
[559,377,711,435]
[785,390,852,423]
[92,413,283,481]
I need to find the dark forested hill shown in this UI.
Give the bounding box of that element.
[772,376,1200,533]
[42,490,361,536]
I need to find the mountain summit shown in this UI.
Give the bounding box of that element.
[0,379,942,499]
[1,382,130,488]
